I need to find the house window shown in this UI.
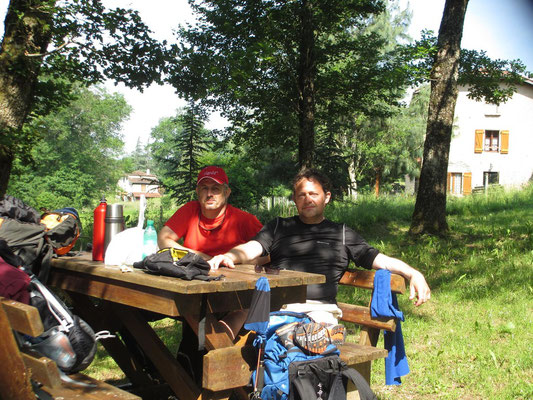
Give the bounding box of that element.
[475,130,509,154]
[141,184,146,192]
[484,130,499,152]
[447,172,472,195]
[483,171,499,186]
[450,173,462,195]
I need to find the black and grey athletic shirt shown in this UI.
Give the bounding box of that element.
[253,216,379,303]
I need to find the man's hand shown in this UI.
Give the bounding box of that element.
[409,270,431,307]
[208,254,235,271]
[372,253,431,307]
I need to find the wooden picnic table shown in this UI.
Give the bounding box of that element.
[48,252,325,400]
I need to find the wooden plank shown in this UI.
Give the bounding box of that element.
[202,341,387,392]
[51,253,324,295]
[52,252,325,294]
[203,345,258,391]
[337,343,388,364]
[184,312,235,351]
[1,298,44,337]
[49,269,195,316]
[212,266,325,289]
[40,373,141,399]
[338,302,397,332]
[339,269,406,293]
[20,349,63,388]
[0,303,35,400]
[51,255,227,294]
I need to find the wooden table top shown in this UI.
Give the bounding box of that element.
[50,252,325,295]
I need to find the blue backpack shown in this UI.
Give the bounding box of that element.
[251,311,377,400]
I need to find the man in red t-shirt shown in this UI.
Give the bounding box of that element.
[158,166,264,260]
[158,166,264,382]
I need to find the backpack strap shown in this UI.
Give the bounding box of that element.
[340,367,378,400]
[290,374,319,400]
[327,373,346,400]
[37,243,54,283]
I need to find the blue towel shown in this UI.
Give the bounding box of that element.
[370,269,410,385]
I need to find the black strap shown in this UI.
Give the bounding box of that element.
[197,294,207,351]
[326,373,346,400]
[290,374,319,400]
[38,243,54,283]
[340,367,378,400]
[194,273,224,281]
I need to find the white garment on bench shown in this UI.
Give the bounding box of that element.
[281,300,343,325]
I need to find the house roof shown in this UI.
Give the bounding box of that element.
[124,170,159,184]
[129,177,158,184]
[130,170,155,176]
[132,192,161,198]
[127,170,159,179]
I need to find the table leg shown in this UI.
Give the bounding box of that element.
[112,302,203,400]
[66,292,155,388]
[183,307,250,400]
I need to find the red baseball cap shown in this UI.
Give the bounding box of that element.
[197,166,229,185]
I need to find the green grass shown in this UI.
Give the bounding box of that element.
[85,185,533,399]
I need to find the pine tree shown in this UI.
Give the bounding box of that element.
[151,104,212,205]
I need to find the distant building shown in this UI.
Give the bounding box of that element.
[447,77,533,195]
[118,170,161,201]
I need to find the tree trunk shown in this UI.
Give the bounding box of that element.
[410,0,469,235]
[0,0,55,197]
[297,0,316,170]
[347,159,358,200]
[374,168,381,197]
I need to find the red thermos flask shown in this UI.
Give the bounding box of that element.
[92,196,107,261]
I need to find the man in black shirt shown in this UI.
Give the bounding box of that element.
[209,169,431,307]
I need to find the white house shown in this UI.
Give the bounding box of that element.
[118,170,161,200]
[447,77,533,195]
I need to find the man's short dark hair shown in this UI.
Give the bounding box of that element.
[292,168,332,194]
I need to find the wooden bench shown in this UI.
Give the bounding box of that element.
[337,269,406,383]
[202,269,406,392]
[0,296,141,400]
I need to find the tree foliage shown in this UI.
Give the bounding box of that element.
[0,0,167,196]
[200,149,270,210]
[129,138,154,173]
[404,31,527,105]
[323,1,416,196]
[7,85,131,209]
[150,105,212,205]
[169,0,419,171]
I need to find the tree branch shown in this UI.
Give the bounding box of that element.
[25,40,72,57]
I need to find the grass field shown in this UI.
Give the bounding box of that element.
[85,185,533,399]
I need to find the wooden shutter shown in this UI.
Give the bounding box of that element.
[463,172,472,195]
[447,172,451,193]
[500,130,509,154]
[474,129,484,153]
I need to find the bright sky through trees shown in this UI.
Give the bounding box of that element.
[1,0,532,153]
